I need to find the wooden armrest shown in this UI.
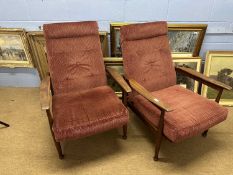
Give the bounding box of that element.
[106,67,132,93]
[40,76,51,110]
[175,66,232,91]
[129,79,172,112]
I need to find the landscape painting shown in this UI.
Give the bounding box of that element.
[168,31,199,54]
[0,29,32,67]
[173,58,201,92]
[202,51,233,106]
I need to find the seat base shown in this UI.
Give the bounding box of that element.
[131,85,228,143]
[52,86,129,141]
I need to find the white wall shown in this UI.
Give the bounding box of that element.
[0,0,233,87]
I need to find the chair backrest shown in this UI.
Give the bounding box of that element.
[43,21,106,95]
[121,21,176,92]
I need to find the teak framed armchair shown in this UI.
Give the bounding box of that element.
[40,21,131,159]
[120,21,231,161]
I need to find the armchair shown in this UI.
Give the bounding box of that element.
[41,21,131,159]
[120,21,231,161]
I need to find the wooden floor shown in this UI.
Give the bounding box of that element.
[0,87,233,175]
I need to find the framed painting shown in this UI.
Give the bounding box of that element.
[110,23,207,57]
[27,31,48,79]
[27,31,109,80]
[173,57,201,93]
[0,28,33,68]
[168,24,207,57]
[104,57,123,98]
[110,23,129,57]
[202,51,233,106]
[99,31,109,57]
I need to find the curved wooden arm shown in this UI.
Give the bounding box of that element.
[175,66,232,91]
[129,79,172,112]
[106,67,132,93]
[40,76,51,110]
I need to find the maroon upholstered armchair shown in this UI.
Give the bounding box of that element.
[40,21,131,159]
[120,21,232,161]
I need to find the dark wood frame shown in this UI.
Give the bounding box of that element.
[0,120,9,127]
[40,67,131,159]
[127,66,231,161]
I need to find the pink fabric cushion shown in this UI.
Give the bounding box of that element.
[121,21,176,93]
[43,21,99,39]
[121,21,168,41]
[132,85,228,143]
[52,86,129,141]
[44,21,106,95]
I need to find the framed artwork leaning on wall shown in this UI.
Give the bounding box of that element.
[173,57,201,93]
[104,57,123,97]
[202,51,233,106]
[0,28,33,68]
[110,23,207,58]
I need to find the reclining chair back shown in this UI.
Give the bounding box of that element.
[44,21,107,95]
[121,21,176,92]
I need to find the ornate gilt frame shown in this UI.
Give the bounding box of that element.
[0,28,33,68]
[201,51,233,106]
[110,23,207,57]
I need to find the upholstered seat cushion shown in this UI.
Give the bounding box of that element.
[132,85,228,143]
[52,86,128,141]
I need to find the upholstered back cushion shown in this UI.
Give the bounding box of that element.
[121,21,176,92]
[43,21,106,95]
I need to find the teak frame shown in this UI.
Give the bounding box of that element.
[0,120,9,127]
[40,67,131,159]
[126,66,231,161]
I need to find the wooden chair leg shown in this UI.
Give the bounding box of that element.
[202,129,208,137]
[122,124,127,139]
[154,110,165,161]
[54,140,64,159]
[46,110,64,159]
[0,121,10,127]
[154,131,163,161]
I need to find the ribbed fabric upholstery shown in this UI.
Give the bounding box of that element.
[52,86,128,141]
[43,21,128,141]
[121,21,176,92]
[132,85,228,143]
[44,21,107,95]
[120,21,228,143]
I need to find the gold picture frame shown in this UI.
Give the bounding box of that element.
[110,23,207,57]
[0,28,33,68]
[27,31,48,79]
[104,57,123,98]
[27,31,109,80]
[201,51,233,106]
[173,57,201,93]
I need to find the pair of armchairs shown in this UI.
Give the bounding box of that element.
[40,21,231,161]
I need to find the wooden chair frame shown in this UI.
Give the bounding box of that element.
[0,120,9,127]
[40,67,131,159]
[127,66,232,161]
